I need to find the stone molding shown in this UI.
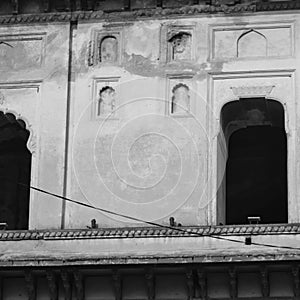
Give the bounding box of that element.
[0,2,299,25]
[230,85,275,98]
[0,223,299,241]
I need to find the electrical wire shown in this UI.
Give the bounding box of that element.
[9,180,300,251]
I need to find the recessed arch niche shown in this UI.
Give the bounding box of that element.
[0,111,32,229]
[99,35,118,63]
[237,30,267,58]
[217,98,287,225]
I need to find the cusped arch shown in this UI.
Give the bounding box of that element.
[237,29,267,58]
[171,83,190,114]
[0,109,35,155]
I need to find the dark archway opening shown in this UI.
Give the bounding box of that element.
[0,112,31,230]
[220,98,287,225]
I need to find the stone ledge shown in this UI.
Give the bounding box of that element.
[4,253,300,267]
[0,223,299,241]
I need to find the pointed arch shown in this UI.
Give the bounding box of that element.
[237,29,267,58]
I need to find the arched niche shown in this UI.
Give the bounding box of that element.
[171,83,190,114]
[99,36,118,63]
[0,111,33,230]
[98,86,116,116]
[217,98,287,225]
[237,30,267,58]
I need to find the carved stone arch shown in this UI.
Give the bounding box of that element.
[237,29,267,58]
[0,108,36,155]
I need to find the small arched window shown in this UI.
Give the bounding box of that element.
[99,36,118,63]
[171,83,190,114]
[98,86,116,116]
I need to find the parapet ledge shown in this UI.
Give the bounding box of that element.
[1,223,299,241]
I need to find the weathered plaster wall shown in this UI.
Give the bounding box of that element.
[0,23,70,229]
[68,19,210,229]
[65,12,300,229]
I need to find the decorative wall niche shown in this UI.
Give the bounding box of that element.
[92,77,120,119]
[237,29,267,58]
[168,31,192,61]
[161,25,195,63]
[98,86,116,116]
[99,36,118,63]
[88,30,122,66]
[166,75,194,116]
[211,23,293,60]
[171,83,190,114]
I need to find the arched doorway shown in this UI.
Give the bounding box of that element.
[218,98,287,225]
[0,112,31,229]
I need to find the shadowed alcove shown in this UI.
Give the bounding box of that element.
[0,112,31,230]
[218,98,288,225]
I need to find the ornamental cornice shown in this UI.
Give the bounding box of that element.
[0,223,299,241]
[0,2,298,25]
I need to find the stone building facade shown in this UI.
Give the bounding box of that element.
[0,0,299,299]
